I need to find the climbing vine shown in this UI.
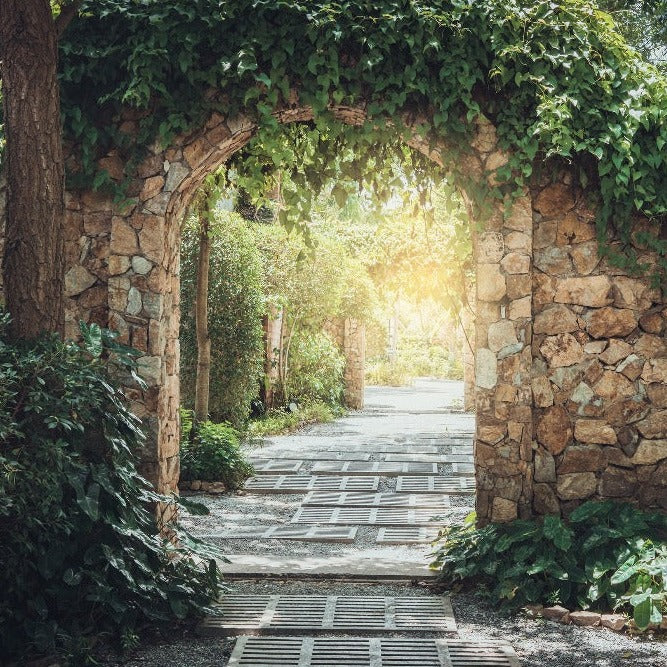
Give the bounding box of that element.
[58,0,666,279]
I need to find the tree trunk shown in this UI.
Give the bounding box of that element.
[0,0,65,339]
[194,210,211,423]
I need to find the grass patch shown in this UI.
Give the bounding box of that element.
[248,401,342,437]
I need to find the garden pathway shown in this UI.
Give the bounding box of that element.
[182,379,521,666]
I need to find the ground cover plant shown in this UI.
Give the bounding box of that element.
[248,402,341,438]
[431,501,667,630]
[180,410,254,487]
[0,317,221,663]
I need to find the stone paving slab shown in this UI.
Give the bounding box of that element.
[376,527,440,544]
[383,453,450,463]
[291,506,449,526]
[226,637,521,667]
[196,525,358,543]
[396,476,476,494]
[249,450,372,461]
[199,594,456,635]
[244,475,380,493]
[311,461,439,476]
[452,462,475,475]
[249,459,304,473]
[215,555,435,580]
[441,454,474,463]
[302,491,451,508]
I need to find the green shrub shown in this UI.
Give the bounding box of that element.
[431,502,667,630]
[180,411,253,487]
[248,402,341,437]
[365,360,413,386]
[180,211,264,427]
[0,318,221,663]
[287,331,345,406]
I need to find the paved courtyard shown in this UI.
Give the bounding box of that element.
[116,380,666,667]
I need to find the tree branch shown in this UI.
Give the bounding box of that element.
[54,0,82,39]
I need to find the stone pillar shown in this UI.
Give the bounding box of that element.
[462,284,476,412]
[343,318,365,409]
[474,194,534,524]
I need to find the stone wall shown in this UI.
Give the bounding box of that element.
[529,178,666,514]
[2,102,664,525]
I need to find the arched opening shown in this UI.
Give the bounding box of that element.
[102,102,534,527]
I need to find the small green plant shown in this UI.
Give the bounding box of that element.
[287,332,346,406]
[431,501,667,631]
[180,411,254,487]
[248,401,340,437]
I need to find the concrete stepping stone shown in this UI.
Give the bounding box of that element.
[303,491,451,508]
[442,454,474,463]
[197,525,358,543]
[453,462,475,475]
[225,637,520,666]
[250,450,372,461]
[216,555,435,580]
[397,476,476,494]
[250,459,304,473]
[384,453,450,462]
[199,594,456,636]
[291,506,448,526]
[312,461,438,476]
[376,527,440,544]
[244,475,379,493]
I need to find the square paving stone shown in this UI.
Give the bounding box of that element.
[376,527,440,544]
[302,491,451,508]
[249,459,305,473]
[396,476,476,494]
[225,637,520,666]
[291,506,449,526]
[311,461,438,476]
[244,475,380,493]
[199,594,456,635]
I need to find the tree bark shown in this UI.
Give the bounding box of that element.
[0,0,65,338]
[194,210,211,423]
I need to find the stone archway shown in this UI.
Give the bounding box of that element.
[58,98,666,526]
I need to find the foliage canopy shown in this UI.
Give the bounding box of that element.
[59,0,667,280]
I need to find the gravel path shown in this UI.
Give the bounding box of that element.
[101,380,666,666]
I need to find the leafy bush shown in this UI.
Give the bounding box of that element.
[287,331,346,406]
[366,346,463,386]
[248,402,340,437]
[180,211,265,427]
[431,502,667,630]
[0,318,221,662]
[180,411,253,487]
[365,360,413,387]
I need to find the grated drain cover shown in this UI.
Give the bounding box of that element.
[302,492,451,508]
[397,476,475,494]
[244,475,379,493]
[199,595,456,636]
[376,527,439,544]
[312,461,438,476]
[226,637,520,666]
[291,506,448,526]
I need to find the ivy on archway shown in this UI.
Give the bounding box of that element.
[59,0,666,281]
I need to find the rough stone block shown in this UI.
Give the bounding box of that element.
[574,420,617,445]
[554,276,613,307]
[556,472,597,500]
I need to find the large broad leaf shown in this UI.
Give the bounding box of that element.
[610,557,639,585]
[543,515,573,551]
[80,322,103,358]
[632,595,652,630]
